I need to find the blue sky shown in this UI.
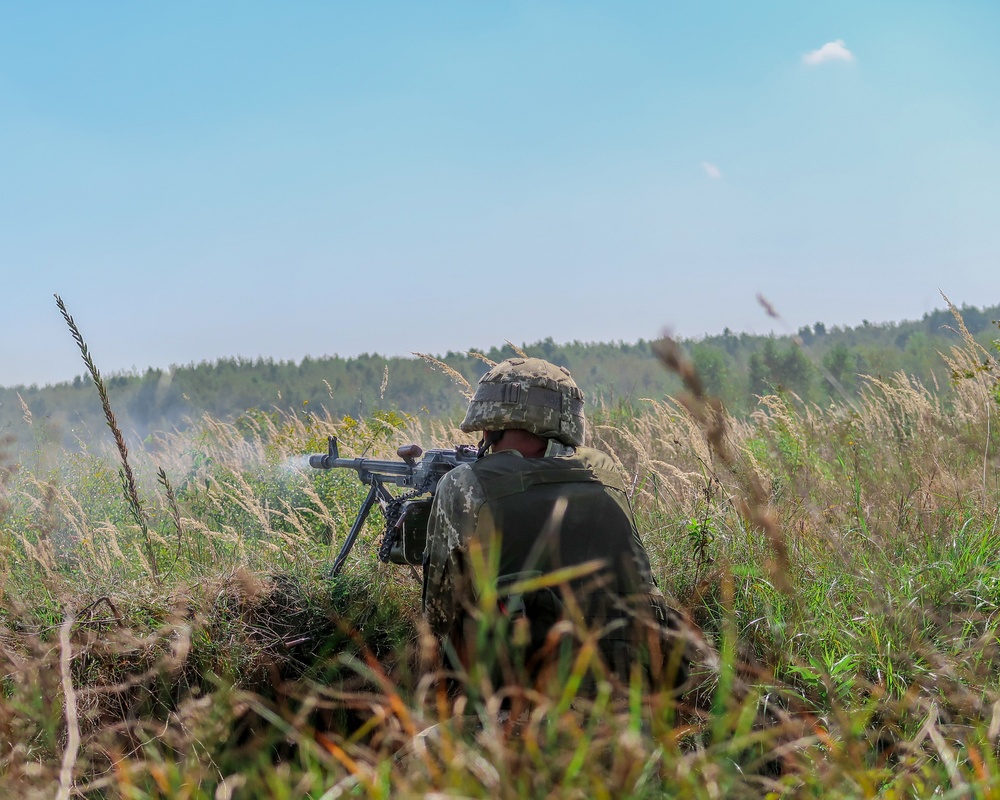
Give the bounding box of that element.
[2,1,997,387]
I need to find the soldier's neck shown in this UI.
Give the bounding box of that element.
[491,428,547,458]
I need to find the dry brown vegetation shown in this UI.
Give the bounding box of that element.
[0,305,999,797]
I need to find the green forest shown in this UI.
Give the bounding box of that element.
[4,303,997,452]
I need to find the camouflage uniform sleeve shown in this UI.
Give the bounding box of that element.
[422,464,487,637]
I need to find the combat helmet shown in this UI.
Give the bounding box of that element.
[460,357,585,446]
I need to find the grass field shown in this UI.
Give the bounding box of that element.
[1,307,999,798]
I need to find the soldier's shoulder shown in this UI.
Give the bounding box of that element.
[560,447,629,492]
[568,446,619,472]
[436,461,486,496]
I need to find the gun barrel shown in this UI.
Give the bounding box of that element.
[308,454,413,476]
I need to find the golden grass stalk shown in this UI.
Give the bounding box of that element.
[467,350,497,368]
[413,352,474,398]
[157,467,184,579]
[56,613,80,800]
[504,340,530,359]
[54,294,159,580]
[16,392,32,427]
[652,335,792,593]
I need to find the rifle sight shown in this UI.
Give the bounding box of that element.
[308,436,341,470]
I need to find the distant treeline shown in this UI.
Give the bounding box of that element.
[3,304,997,451]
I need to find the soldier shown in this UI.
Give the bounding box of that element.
[422,356,708,693]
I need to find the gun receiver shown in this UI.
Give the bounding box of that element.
[309,436,477,576]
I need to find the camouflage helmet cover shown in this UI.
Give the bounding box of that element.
[460,357,586,446]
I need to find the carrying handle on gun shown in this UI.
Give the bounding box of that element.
[397,444,423,466]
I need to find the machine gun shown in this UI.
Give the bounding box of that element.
[309,436,478,576]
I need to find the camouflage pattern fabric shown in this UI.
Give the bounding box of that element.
[422,438,574,635]
[460,357,586,446]
[421,443,714,695]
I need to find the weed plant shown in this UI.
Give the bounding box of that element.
[0,306,999,797]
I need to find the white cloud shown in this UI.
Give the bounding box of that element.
[701,162,722,180]
[803,39,854,66]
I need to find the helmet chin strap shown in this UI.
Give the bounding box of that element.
[476,430,505,459]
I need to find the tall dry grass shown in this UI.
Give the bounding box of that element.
[0,306,998,796]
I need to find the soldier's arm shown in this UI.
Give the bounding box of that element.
[422,466,484,638]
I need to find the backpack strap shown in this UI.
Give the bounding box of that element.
[478,466,626,501]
